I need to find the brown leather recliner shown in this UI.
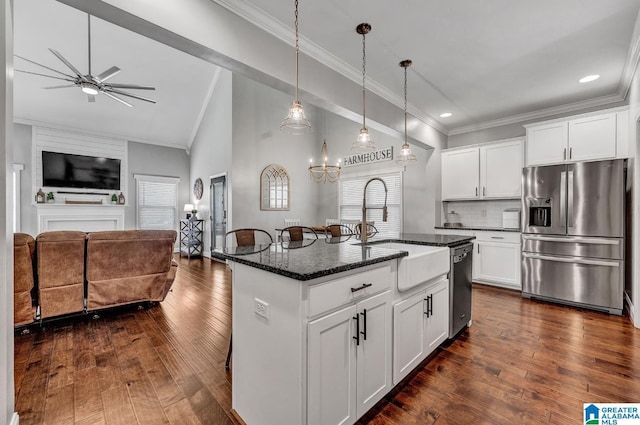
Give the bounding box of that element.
[86,230,178,311]
[36,231,87,319]
[14,233,36,326]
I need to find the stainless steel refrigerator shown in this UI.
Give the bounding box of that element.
[521,159,626,315]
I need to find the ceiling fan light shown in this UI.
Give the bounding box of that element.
[80,82,99,95]
[281,100,312,135]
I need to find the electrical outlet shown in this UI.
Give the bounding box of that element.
[254,298,269,320]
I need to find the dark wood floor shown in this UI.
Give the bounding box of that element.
[14,256,640,425]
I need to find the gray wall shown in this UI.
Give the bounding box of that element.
[13,123,35,236]
[189,68,233,254]
[126,141,190,229]
[231,74,323,239]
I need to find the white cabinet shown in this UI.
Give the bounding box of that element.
[442,139,523,200]
[473,231,521,289]
[392,278,449,385]
[441,147,479,200]
[525,108,627,166]
[434,229,521,289]
[308,290,392,425]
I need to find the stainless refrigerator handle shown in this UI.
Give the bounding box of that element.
[560,171,566,227]
[522,235,620,245]
[522,252,619,267]
[567,170,574,228]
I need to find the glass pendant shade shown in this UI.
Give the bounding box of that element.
[281,0,312,135]
[351,23,376,152]
[395,59,417,164]
[309,139,341,183]
[281,100,311,135]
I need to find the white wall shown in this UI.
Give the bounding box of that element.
[189,68,233,254]
[626,60,640,327]
[1,0,16,424]
[13,123,35,236]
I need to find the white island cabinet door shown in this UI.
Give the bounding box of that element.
[442,148,480,200]
[393,289,427,385]
[475,241,521,289]
[425,279,450,352]
[308,304,358,425]
[356,290,392,418]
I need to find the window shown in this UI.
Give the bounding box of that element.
[339,171,402,239]
[135,174,180,230]
[12,164,24,233]
[260,164,290,210]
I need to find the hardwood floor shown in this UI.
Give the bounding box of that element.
[15,256,640,425]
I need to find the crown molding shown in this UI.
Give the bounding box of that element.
[211,0,448,135]
[448,93,625,136]
[14,117,189,151]
[619,9,640,100]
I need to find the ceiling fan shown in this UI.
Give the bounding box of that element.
[15,14,155,107]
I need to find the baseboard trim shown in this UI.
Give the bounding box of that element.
[625,292,637,328]
[10,412,19,425]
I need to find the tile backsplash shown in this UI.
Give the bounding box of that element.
[443,200,521,228]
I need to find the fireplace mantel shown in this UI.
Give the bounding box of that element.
[36,204,125,233]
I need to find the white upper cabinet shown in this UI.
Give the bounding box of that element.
[480,140,524,199]
[441,147,480,200]
[525,108,627,166]
[442,139,523,201]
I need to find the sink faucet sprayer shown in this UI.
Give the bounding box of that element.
[361,177,388,243]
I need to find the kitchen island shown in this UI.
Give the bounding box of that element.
[212,233,473,425]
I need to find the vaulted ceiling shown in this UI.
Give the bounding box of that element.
[13,0,640,148]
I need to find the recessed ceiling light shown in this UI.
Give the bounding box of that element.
[440,112,452,118]
[579,74,600,83]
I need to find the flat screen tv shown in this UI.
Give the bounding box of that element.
[42,151,121,190]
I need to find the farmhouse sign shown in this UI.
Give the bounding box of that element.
[343,146,393,167]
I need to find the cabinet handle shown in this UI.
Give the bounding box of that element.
[477,244,480,254]
[360,309,367,341]
[424,295,433,317]
[351,283,372,293]
[483,187,486,196]
[563,148,567,160]
[475,187,478,197]
[353,314,360,346]
[569,147,572,159]
[490,236,504,240]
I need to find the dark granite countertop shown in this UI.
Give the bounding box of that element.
[434,226,521,233]
[212,233,474,281]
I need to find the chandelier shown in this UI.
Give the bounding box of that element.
[280,0,312,135]
[309,139,341,183]
[351,23,376,152]
[395,59,417,164]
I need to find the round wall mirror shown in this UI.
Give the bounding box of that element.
[193,178,203,200]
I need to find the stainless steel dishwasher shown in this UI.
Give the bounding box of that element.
[449,243,473,338]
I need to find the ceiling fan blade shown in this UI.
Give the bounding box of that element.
[44,85,77,89]
[88,94,96,103]
[105,88,156,104]
[102,91,133,107]
[104,82,155,91]
[96,66,121,83]
[15,54,76,79]
[15,69,76,83]
[49,48,84,79]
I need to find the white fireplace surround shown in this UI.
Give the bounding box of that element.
[37,204,125,234]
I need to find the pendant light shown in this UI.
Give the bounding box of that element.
[309,139,341,183]
[352,23,376,152]
[281,0,312,135]
[395,60,417,164]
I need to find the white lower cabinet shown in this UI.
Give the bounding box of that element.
[308,290,392,425]
[473,232,521,289]
[392,278,449,385]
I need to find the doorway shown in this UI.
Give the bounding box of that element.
[210,175,227,251]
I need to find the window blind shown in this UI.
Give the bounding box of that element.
[135,175,179,231]
[339,171,402,239]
